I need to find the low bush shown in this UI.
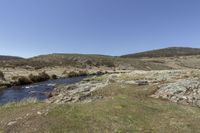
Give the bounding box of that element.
[96,71,104,75]
[0,70,5,80]
[68,71,89,78]
[78,71,88,76]
[39,71,50,81]
[14,76,32,85]
[68,71,79,78]
[28,74,40,82]
[11,72,51,86]
[62,70,68,75]
[51,74,58,79]
[29,72,50,82]
[101,60,115,67]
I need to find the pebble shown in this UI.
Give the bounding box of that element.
[37,111,42,115]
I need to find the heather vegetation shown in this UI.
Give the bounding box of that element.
[10,72,52,86]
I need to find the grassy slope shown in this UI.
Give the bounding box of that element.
[1,47,200,69]
[0,53,173,70]
[122,47,200,58]
[30,54,115,67]
[30,54,174,70]
[0,54,115,68]
[0,55,24,60]
[1,83,200,133]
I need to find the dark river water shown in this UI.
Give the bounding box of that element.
[0,76,86,105]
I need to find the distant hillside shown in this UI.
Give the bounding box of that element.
[0,53,174,70]
[29,54,115,68]
[0,55,24,60]
[2,47,200,70]
[121,47,200,58]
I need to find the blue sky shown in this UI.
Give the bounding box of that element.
[0,0,200,57]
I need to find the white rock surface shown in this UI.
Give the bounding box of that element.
[152,79,200,107]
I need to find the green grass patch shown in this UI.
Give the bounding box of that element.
[46,84,200,133]
[0,83,200,132]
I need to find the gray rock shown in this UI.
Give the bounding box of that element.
[7,121,17,126]
[152,79,200,107]
[47,76,109,104]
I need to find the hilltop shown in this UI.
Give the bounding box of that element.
[121,47,200,58]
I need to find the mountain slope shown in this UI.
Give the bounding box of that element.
[0,55,24,60]
[121,47,200,58]
[29,54,115,67]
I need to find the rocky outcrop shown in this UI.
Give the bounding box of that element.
[30,70,200,106]
[152,79,200,107]
[47,78,109,104]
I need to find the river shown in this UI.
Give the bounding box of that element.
[0,76,86,104]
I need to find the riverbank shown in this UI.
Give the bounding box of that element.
[0,66,114,91]
[47,75,110,104]
[0,76,89,105]
[47,69,200,106]
[1,69,200,132]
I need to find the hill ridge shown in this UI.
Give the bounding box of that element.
[121,47,200,58]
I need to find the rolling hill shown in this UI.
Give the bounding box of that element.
[121,47,200,58]
[1,47,200,70]
[30,54,115,68]
[0,55,24,60]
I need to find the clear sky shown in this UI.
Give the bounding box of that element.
[0,0,200,57]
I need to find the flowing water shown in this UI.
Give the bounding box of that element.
[0,76,86,104]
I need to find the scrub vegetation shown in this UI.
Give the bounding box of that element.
[1,47,200,132]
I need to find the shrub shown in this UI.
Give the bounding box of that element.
[78,71,88,76]
[96,71,104,75]
[15,76,32,85]
[102,60,115,67]
[51,74,58,79]
[62,70,68,75]
[67,71,89,78]
[85,60,93,66]
[29,72,50,82]
[68,71,79,78]
[0,70,5,80]
[38,71,50,81]
[12,76,18,80]
[28,74,40,82]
